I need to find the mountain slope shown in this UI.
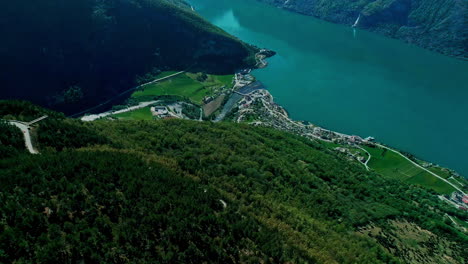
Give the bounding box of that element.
[255,0,467,59]
[0,101,466,263]
[0,0,256,114]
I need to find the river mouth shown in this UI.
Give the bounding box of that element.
[190,0,468,177]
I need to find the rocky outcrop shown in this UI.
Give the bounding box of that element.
[255,0,467,59]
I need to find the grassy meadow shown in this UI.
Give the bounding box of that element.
[112,107,154,121]
[364,146,456,194]
[132,72,233,105]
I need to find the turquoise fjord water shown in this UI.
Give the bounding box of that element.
[189,0,468,177]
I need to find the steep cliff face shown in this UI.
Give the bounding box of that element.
[0,0,256,113]
[256,0,467,59]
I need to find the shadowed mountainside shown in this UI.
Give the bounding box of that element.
[0,0,257,114]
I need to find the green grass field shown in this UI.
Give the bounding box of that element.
[132,72,233,105]
[406,173,456,194]
[112,107,154,121]
[428,166,451,179]
[318,141,342,149]
[351,147,368,157]
[364,146,456,194]
[306,140,457,194]
[447,177,466,189]
[365,147,419,181]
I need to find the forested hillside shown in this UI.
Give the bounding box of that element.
[0,101,466,263]
[0,0,256,114]
[255,0,467,58]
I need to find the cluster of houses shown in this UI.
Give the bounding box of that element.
[238,95,254,109]
[335,147,367,163]
[255,49,275,68]
[310,127,376,146]
[204,85,228,105]
[238,90,276,110]
[450,192,468,211]
[234,90,312,136]
[150,106,170,119]
[232,85,379,151]
[203,96,215,104]
[234,69,254,89]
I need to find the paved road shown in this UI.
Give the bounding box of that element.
[70,71,185,118]
[8,121,38,154]
[81,101,159,122]
[376,143,466,195]
[312,128,461,186]
[355,146,371,171]
[139,71,184,88]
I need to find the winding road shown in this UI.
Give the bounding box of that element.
[8,121,38,154]
[355,146,371,171]
[312,128,464,194]
[4,116,48,154]
[375,143,466,195]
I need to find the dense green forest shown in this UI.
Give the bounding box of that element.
[0,0,256,114]
[0,101,466,263]
[0,121,25,158]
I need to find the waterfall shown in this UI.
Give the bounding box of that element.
[352,14,361,28]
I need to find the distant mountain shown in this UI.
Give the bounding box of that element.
[255,0,467,59]
[0,0,257,113]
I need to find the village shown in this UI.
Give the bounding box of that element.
[226,71,468,216]
[227,74,377,150]
[77,54,468,218]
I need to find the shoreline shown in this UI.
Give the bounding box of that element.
[248,53,467,181]
[75,54,467,203]
[225,64,467,202]
[254,0,467,60]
